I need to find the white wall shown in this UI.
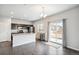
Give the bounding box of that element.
[0,17,11,42]
[34,6,79,51]
[11,18,32,25]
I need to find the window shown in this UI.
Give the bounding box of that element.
[38,23,44,32]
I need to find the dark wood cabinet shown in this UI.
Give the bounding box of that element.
[40,33,45,41]
[11,23,35,33]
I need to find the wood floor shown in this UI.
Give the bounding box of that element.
[0,40,79,55]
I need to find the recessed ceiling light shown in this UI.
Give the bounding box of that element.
[10,11,14,15]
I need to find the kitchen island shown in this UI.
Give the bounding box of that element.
[11,33,35,47]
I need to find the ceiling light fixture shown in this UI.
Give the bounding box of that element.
[39,6,47,33]
[40,6,47,19]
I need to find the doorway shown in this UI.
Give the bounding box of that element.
[48,20,63,45]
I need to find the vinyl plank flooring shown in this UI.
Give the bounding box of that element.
[0,41,79,55]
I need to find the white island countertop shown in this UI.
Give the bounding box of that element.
[12,33,35,36]
[12,33,36,47]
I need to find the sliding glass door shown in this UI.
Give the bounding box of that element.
[48,20,63,45]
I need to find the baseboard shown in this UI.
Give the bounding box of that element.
[66,46,79,52]
[0,39,11,43]
[0,41,11,43]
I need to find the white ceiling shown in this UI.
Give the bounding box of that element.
[0,4,78,21]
